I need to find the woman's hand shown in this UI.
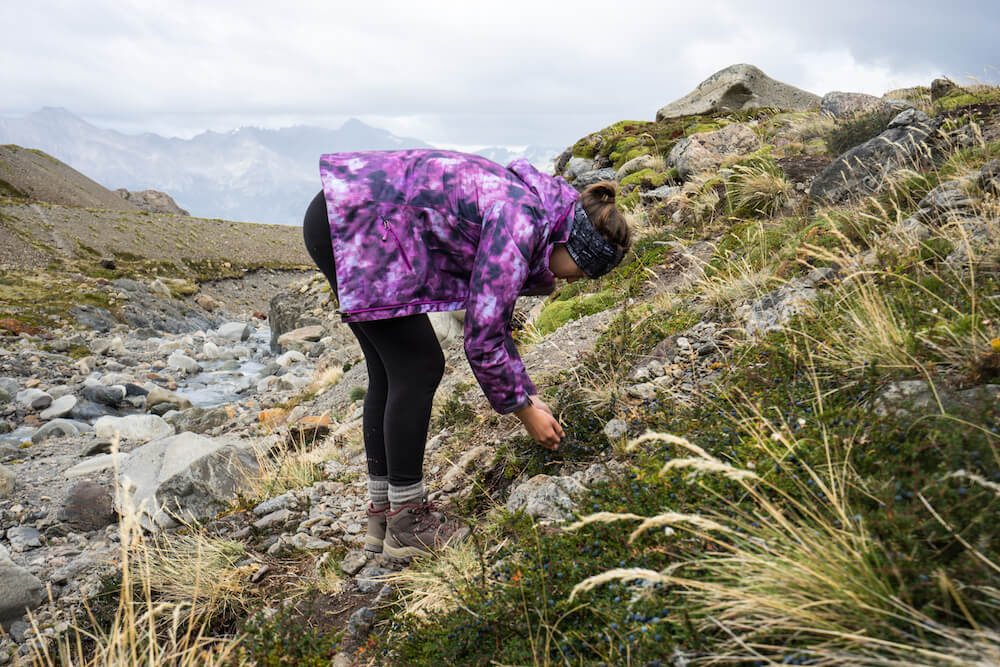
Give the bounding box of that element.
[515,399,563,450]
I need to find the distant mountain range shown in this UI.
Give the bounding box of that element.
[0,108,562,225]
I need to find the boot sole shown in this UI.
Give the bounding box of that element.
[382,541,431,560]
[365,535,384,553]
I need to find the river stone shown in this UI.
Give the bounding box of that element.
[507,474,587,522]
[667,123,760,180]
[70,399,116,421]
[83,384,126,407]
[95,414,175,442]
[168,405,232,434]
[59,481,116,531]
[65,453,125,478]
[656,63,820,121]
[0,378,17,397]
[40,395,77,420]
[0,465,14,498]
[276,350,307,367]
[6,526,42,552]
[32,419,89,443]
[215,322,252,342]
[167,351,201,374]
[16,388,52,411]
[0,550,44,629]
[819,91,890,119]
[116,433,261,530]
[276,325,325,352]
[146,387,193,411]
[91,336,127,357]
[0,387,10,405]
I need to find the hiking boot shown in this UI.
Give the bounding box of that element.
[383,499,469,560]
[365,503,389,554]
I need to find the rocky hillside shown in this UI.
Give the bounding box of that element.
[1,64,999,666]
[0,144,312,334]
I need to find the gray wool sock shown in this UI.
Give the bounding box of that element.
[388,480,425,509]
[369,476,389,508]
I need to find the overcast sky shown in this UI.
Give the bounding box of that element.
[2,1,997,148]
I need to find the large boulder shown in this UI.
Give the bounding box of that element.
[819,92,891,119]
[95,414,175,442]
[269,292,325,353]
[656,64,820,121]
[116,433,260,530]
[0,545,45,630]
[167,405,233,434]
[809,110,941,204]
[114,188,189,215]
[667,123,760,180]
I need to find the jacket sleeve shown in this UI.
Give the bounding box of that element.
[463,202,538,414]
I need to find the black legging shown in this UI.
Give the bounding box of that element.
[303,191,444,486]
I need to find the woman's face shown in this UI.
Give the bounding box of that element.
[548,246,586,283]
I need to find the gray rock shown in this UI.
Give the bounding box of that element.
[214,322,251,342]
[269,292,325,353]
[253,509,292,530]
[626,383,657,400]
[276,325,325,353]
[0,552,44,629]
[117,433,260,530]
[70,304,118,332]
[809,115,941,204]
[83,384,126,407]
[252,492,298,516]
[288,533,333,550]
[667,124,760,180]
[167,351,201,375]
[0,388,10,405]
[346,606,375,640]
[615,154,657,181]
[977,159,1000,195]
[887,108,930,129]
[146,387,193,411]
[603,419,628,440]
[917,180,976,222]
[641,185,681,204]
[0,465,14,498]
[356,566,392,594]
[6,526,42,552]
[59,481,115,531]
[931,78,958,101]
[95,414,174,442]
[507,474,587,522]
[69,399,116,422]
[563,157,595,181]
[819,91,890,119]
[16,388,52,411]
[40,395,77,420]
[873,380,937,417]
[114,188,189,215]
[573,168,618,189]
[91,336,127,357]
[31,419,88,443]
[65,453,124,478]
[340,550,368,576]
[0,379,17,397]
[743,284,817,336]
[168,405,232,434]
[656,63,820,121]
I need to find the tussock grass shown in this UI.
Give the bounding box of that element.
[30,443,246,666]
[240,438,324,509]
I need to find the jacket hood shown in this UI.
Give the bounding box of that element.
[507,159,578,226]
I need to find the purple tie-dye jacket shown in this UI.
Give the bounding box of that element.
[319,149,578,414]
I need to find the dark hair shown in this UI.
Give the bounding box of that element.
[579,181,631,256]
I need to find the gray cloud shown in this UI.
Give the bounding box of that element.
[2,1,996,148]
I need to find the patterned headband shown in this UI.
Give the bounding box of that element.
[564,201,624,279]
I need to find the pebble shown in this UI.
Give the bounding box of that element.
[340,549,368,576]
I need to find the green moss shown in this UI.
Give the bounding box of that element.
[934,86,1000,112]
[619,168,671,191]
[534,288,618,336]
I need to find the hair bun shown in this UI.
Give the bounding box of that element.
[584,181,617,203]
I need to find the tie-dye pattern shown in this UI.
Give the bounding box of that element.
[318,149,578,414]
